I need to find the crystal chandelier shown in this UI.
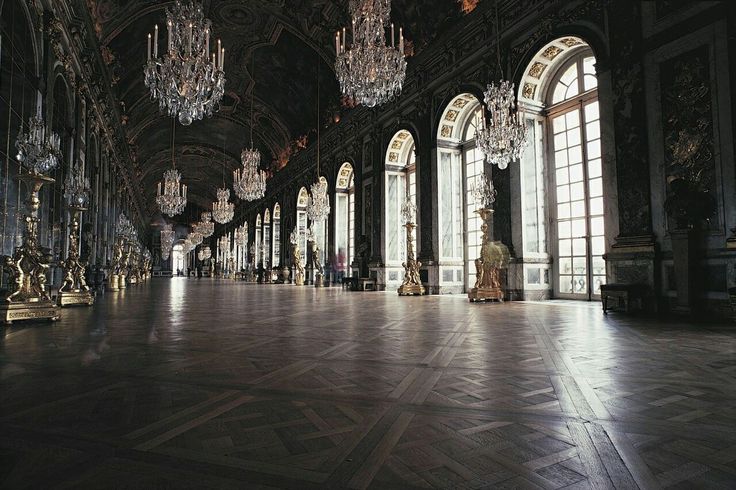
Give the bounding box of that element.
[233,148,266,201]
[157,123,187,216]
[233,53,266,201]
[197,211,214,237]
[160,223,175,260]
[157,169,187,216]
[475,0,527,170]
[335,0,407,107]
[475,80,528,170]
[235,224,248,246]
[400,195,416,225]
[144,1,225,125]
[218,235,230,258]
[64,162,90,208]
[470,172,497,209]
[212,187,234,224]
[188,228,203,246]
[16,116,61,175]
[307,179,330,222]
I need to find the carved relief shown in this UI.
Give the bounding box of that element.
[528,62,547,79]
[541,45,562,60]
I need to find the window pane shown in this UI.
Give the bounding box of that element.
[559,257,572,275]
[567,127,581,147]
[556,168,569,185]
[554,132,567,150]
[568,146,582,165]
[572,238,586,255]
[557,184,570,203]
[570,182,585,201]
[586,121,600,140]
[588,158,602,179]
[589,197,603,216]
[553,116,566,134]
[560,276,573,293]
[573,257,587,275]
[565,110,580,128]
[589,177,603,198]
[584,102,599,121]
[592,236,605,255]
[555,150,568,168]
[587,139,601,159]
[569,164,584,183]
[590,217,604,236]
[583,74,597,91]
[558,202,571,219]
[571,218,586,237]
[565,81,580,100]
[571,200,586,218]
[558,221,571,239]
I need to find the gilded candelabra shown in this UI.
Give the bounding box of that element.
[0,116,62,324]
[398,222,424,296]
[398,197,424,296]
[0,174,61,323]
[290,228,305,286]
[108,238,123,291]
[58,205,94,306]
[468,208,510,302]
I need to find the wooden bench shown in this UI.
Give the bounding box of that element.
[600,283,648,314]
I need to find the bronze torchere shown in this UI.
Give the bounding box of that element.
[398,222,425,296]
[0,173,60,324]
[58,205,94,306]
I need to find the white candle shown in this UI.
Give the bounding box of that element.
[205,29,209,57]
[343,27,347,50]
[217,39,221,67]
[220,47,225,70]
[391,23,395,47]
[335,32,339,54]
[167,20,172,53]
[399,27,404,54]
[154,24,158,58]
[147,33,151,60]
[157,182,161,195]
[188,23,193,54]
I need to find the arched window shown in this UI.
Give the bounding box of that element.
[384,130,416,270]
[255,213,262,267]
[263,209,271,268]
[335,163,355,278]
[296,187,309,256]
[436,94,484,292]
[519,37,604,299]
[272,203,281,267]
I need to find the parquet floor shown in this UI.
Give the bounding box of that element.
[1,279,735,489]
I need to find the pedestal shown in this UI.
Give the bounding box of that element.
[108,273,119,291]
[468,287,504,302]
[118,274,127,290]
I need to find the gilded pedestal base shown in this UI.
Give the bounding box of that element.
[314,273,323,287]
[0,300,60,325]
[58,290,94,307]
[398,283,425,296]
[118,274,127,290]
[468,287,504,302]
[108,274,119,291]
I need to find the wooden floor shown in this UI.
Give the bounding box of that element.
[1,279,735,489]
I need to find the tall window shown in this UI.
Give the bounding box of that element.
[385,131,416,265]
[263,209,271,268]
[255,213,262,267]
[548,52,605,298]
[437,94,483,291]
[309,176,328,266]
[296,187,308,255]
[335,163,355,278]
[272,203,281,267]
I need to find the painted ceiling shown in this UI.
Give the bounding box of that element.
[86,0,471,223]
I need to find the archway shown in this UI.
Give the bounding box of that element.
[334,162,355,280]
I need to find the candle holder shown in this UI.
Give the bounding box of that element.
[290,227,305,286]
[58,164,94,307]
[398,197,424,296]
[0,117,62,324]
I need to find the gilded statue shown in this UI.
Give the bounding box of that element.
[398,222,425,295]
[469,208,510,302]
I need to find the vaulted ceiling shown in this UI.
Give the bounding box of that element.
[85,0,471,224]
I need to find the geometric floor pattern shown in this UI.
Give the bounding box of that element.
[1,279,735,489]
